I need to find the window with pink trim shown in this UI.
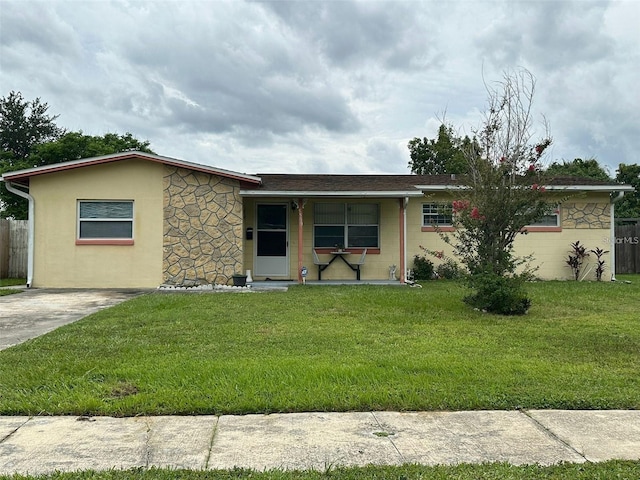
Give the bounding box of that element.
[527,206,560,228]
[422,203,453,227]
[77,200,134,243]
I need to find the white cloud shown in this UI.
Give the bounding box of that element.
[1,0,638,175]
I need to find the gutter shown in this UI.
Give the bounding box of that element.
[544,185,635,192]
[240,190,424,198]
[415,184,636,193]
[610,191,626,281]
[3,180,34,287]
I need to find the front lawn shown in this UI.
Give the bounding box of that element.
[0,278,638,416]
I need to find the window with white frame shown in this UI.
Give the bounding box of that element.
[78,201,134,239]
[314,203,379,248]
[422,203,453,227]
[528,206,560,227]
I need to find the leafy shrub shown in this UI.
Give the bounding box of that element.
[436,259,462,279]
[566,241,590,281]
[412,255,435,280]
[464,272,531,315]
[590,247,609,282]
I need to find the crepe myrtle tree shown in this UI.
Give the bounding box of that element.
[440,70,555,315]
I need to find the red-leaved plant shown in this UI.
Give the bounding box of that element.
[566,241,589,281]
[590,247,609,282]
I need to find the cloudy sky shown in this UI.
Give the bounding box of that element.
[1,0,638,176]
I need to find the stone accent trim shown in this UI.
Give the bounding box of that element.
[163,166,243,286]
[562,202,610,229]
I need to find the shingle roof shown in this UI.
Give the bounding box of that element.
[545,175,623,186]
[2,150,631,194]
[255,174,455,192]
[249,173,630,194]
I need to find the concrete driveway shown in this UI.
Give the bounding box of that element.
[0,289,147,350]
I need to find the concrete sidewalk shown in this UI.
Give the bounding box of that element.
[1,410,639,475]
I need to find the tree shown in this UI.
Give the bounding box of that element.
[615,163,640,220]
[435,70,553,315]
[0,91,65,165]
[408,124,479,175]
[546,158,611,181]
[1,129,154,219]
[1,91,66,218]
[30,131,154,167]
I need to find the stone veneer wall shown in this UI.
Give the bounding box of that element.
[562,202,610,229]
[163,166,243,286]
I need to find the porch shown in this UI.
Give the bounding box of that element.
[250,279,405,290]
[241,196,416,285]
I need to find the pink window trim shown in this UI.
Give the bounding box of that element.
[421,226,455,232]
[76,239,134,246]
[522,227,562,233]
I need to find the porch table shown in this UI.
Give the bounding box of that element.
[320,251,360,280]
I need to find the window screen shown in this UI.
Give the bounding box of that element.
[314,203,379,248]
[78,201,133,239]
[422,203,453,226]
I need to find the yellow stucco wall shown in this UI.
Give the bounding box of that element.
[514,228,612,280]
[405,193,613,280]
[30,160,164,288]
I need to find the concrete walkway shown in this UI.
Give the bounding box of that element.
[0,289,146,350]
[1,410,639,475]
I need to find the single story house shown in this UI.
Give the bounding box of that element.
[1,151,634,288]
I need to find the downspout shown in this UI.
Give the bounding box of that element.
[4,181,34,287]
[400,197,408,284]
[610,191,625,281]
[297,197,304,284]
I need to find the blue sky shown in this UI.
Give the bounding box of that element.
[1,0,638,176]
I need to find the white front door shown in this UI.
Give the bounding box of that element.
[254,203,289,277]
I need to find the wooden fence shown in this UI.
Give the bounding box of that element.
[0,219,28,279]
[615,224,640,274]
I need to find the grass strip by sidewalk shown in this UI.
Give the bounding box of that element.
[0,278,638,416]
[1,461,640,479]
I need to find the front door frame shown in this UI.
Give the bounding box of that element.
[254,202,290,277]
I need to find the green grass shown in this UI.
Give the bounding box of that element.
[0,289,21,296]
[2,462,640,480]
[0,278,639,416]
[0,278,25,295]
[0,278,26,287]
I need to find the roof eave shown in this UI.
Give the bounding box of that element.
[415,185,464,191]
[416,184,634,192]
[240,190,425,198]
[544,185,636,192]
[0,151,262,186]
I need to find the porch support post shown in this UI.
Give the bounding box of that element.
[610,191,626,281]
[399,197,407,283]
[297,197,305,283]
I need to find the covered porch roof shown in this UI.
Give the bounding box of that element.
[240,174,451,197]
